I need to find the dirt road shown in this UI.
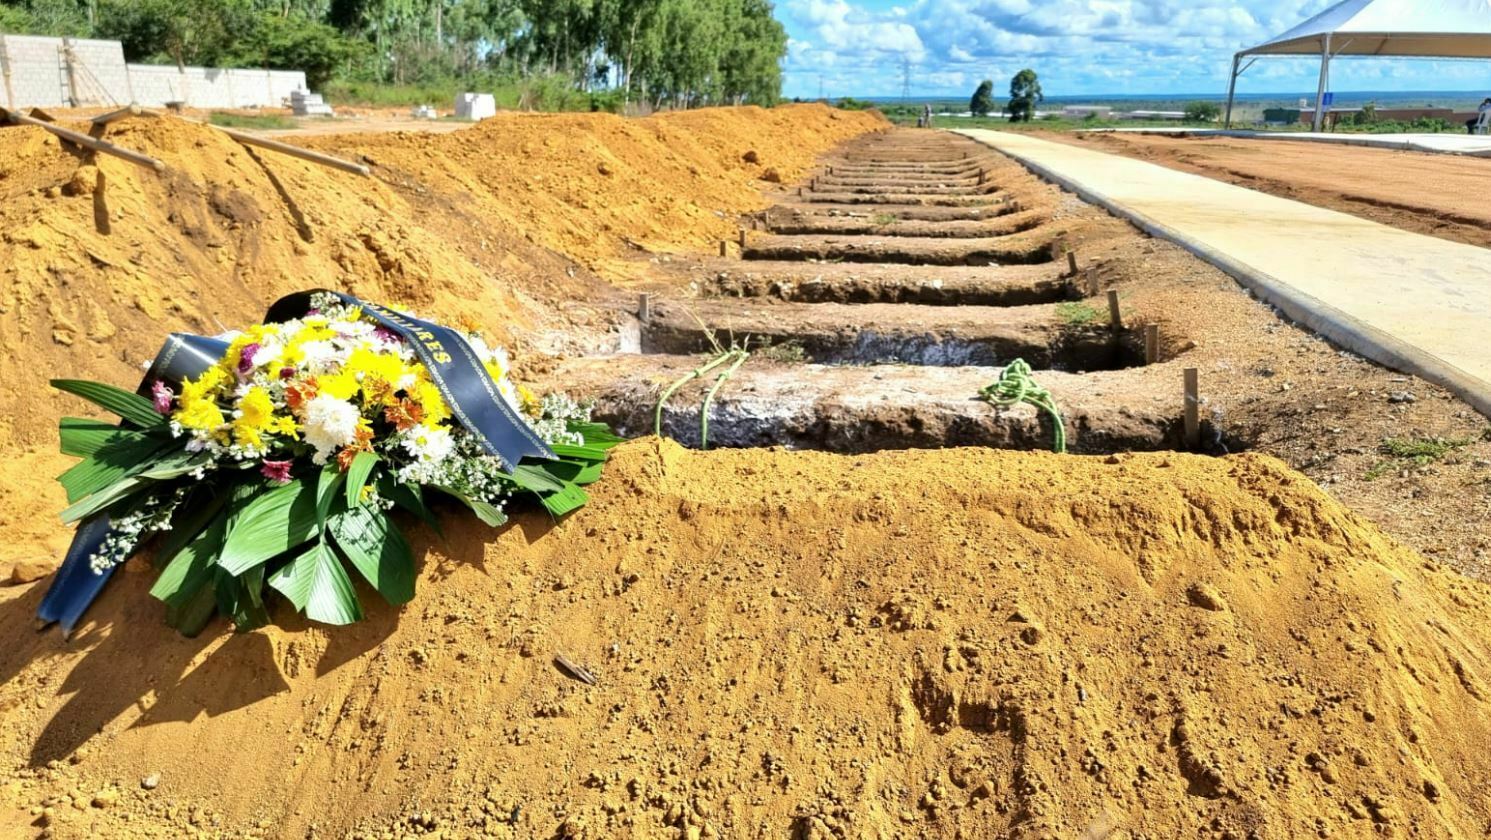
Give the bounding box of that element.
[1052,130,1491,248]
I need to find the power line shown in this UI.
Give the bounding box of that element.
[900,55,912,101]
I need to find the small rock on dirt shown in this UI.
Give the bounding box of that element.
[1387,391,1416,404]
[7,560,52,585]
[742,150,760,164]
[1186,582,1227,612]
[761,168,782,183]
[141,773,160,791]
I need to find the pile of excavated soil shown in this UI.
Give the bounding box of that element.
[0,104,878,453]
[0,104,881,572]
[2,441,1489,839]
[306,107,883,278]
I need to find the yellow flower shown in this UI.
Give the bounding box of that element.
[318,369,361,401]
[176,399,225,432]
[517,383,540,416]
[414,378,450,427]
[483,359,506,383]
[345,347,409,403]
[232,386,277,447]
[179,366,229,406]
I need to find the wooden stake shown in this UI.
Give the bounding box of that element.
[719,240,729,258]
[1066,251,1079,277]
[1183,368,1201,449]
[2,107,164,173]
[210,123,371,176]
[1106,290,1122,331]
[1144,324,1159,365]
[738,228,747,249]
[638,293,651,324]
[90,104,143,125]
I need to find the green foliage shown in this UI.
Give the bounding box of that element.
[835,96,874,111]
[969,79,995,118]
[208,112,298,130]
[1379,436,1473,464]
[1007,68,1043,123]
[13,0,790,110]
[1055,301,1104,326]
[1183,101,1221,123]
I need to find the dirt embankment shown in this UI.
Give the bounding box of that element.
[2,441,1490,839]
[0,105,882,572]
[0,104,882,454]
[1050,131,1491,248]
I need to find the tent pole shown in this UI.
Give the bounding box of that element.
[1312,33,1331,132]
[1224,53,1241,129]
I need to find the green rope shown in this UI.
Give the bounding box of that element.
[979,358,1067,454]
[654,349,749,449]
[700,350,749,450]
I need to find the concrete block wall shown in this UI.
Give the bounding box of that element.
[1,34,69,109]
[63,38,131,104]
[124,64,184,106]
[1,33,308,109]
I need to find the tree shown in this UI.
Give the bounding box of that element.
[1183,101,1221,124]
[969,79,994,117]
[1007,68,1042,123]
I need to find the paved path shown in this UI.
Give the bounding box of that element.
[958,129,1491,417]
[1082,127,1491,157]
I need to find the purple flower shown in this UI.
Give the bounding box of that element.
[150,380,173,414]
[237,343,261,375]
[279,366,296,380]
[260,459,293,483]
[373,326,402,345]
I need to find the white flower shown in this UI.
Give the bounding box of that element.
[302,394,362,464]
[403,425,455,464]
[299,339,342,371]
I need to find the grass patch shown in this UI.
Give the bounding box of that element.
[208,112,297,130]
[1055,301,1105,327]
[1366,435,1475,480]
[1379,436,1473,464]
[871,213,899,226]
[755,340,807,364]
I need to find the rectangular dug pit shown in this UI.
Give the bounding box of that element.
[704,261,1072,307]
[550,356,1182,454]
[640,300,1143,371]
[765,209,1048,239]
[744,233,1057,267]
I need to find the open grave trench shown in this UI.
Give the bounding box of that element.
[557,129,1219,454]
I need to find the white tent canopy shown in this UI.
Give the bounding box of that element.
[1224,0,1491,129]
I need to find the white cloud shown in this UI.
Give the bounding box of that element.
[779,0,1491,98]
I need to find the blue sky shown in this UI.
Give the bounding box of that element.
[777,0,1491,98]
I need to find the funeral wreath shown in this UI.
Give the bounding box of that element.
[40,290,620,636]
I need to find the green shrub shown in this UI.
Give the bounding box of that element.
[1183,101,1221,123]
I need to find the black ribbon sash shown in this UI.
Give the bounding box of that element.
[39,291,550,635]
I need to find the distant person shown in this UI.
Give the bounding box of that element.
[1468,97,1491,134]
[922,103,932,128]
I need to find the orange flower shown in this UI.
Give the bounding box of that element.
[384,398,425,432]
[285,377,319,415]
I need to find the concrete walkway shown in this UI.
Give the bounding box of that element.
[1082,127,1491,158]
[958,129,1491,417]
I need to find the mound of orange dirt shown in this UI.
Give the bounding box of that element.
[1,441,1488,839]
[305,105,883,278]
[0,104,880,573]
[0,104,880,454]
